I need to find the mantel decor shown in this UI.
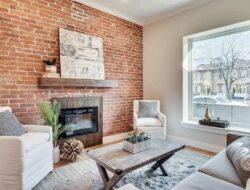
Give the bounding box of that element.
[42,58,60,78]
[123,128,151,153]
[59,28,105,80]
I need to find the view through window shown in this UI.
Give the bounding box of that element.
[189,25,250,127]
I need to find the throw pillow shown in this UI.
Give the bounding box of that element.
[226,136,250,187]
[0,111,27,136]
[138,101,158,118]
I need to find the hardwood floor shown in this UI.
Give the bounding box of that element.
[54,142,117,169]
[54,142,217,169]
[185,146,216,157]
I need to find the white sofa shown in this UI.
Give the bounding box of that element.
[133,100,166,139]
[0,106,53,190]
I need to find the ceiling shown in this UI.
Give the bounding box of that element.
[75,0,212,25]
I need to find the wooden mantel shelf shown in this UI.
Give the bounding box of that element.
[38,77,118,88]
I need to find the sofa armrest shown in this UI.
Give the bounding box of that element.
[157,112,166,137]
[22,125,53,144]
[227,132,246,146]
[0,137,24,158]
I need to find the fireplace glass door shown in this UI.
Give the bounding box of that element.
[59,107,98,138]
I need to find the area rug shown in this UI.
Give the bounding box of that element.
[34,149,211,190]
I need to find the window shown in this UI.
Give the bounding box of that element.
[218,84,223,93]
[194,84,198,93]
[206,98,216,104]
[218,72,223,80]
[200,72,204,80]
[183,21,250,128]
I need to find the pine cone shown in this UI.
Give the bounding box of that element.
[61,139,84,162]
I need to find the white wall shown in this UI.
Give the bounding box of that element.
[143,0,250,152]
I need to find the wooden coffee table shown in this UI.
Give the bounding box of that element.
[87,138,185,190]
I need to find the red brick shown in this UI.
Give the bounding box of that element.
[0,0,143,137]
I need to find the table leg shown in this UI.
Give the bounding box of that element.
[97,164,109,183]
[151,154,173,176]
[104,174,123,190]
[97,163,123,190]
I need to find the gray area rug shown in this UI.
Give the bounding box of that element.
[34,149,211,190]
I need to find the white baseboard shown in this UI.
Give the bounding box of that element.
[103,132,128,144]
[166,135,225,153]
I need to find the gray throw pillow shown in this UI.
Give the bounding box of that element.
[226,136,250,187]
[138,101,158,118]
[0,111,26,136]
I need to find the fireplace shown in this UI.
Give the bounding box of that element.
[59,106,98,138]
[54,97,103,148]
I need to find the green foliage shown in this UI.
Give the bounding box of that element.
[127,128,150,144]
[39,100,71,147]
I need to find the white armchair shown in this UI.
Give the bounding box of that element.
[0,107,53,190]
[133,100,166,139]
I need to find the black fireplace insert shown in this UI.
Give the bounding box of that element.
[59,106,98,138]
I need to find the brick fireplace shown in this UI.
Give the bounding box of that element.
[0,0,143,137]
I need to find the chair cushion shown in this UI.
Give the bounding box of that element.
[226,136,250,187]
[171,172,244,190]
[138,101,158,118]
[199,150,243,187]
[19,133,50,153]
[136,118,162,127]
[0,111,27,136]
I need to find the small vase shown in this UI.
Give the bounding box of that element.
[204,107,211,121]
[45,65,57,73]
[53,146,60,164]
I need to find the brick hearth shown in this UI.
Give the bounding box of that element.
[0,0,143,136]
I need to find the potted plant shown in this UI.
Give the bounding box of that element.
[123,128,151,153]
[39,100,71,163]
[43,58,57,73]
[42,58,60,78]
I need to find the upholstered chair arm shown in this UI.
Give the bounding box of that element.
[133,113,138,128]
[22,125,53,143]
[157,112,166,137]
[0,137,24,158]
[22,125,51,133]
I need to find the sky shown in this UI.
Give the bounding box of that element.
[192,29,250,68]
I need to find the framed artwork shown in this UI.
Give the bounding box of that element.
[59,28,105,80]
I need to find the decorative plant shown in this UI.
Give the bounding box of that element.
[39,100,71,147]
[43,58,57,66]
[127,128,150,144]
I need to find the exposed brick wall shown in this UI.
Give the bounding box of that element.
[0,0,143,136]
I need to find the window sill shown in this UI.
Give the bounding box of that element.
[182,121,250,135]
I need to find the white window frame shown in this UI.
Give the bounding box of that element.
[183,20,250,133]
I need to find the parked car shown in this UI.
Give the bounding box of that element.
[193,95,247,106]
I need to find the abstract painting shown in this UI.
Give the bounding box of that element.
[59,28,105,80]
